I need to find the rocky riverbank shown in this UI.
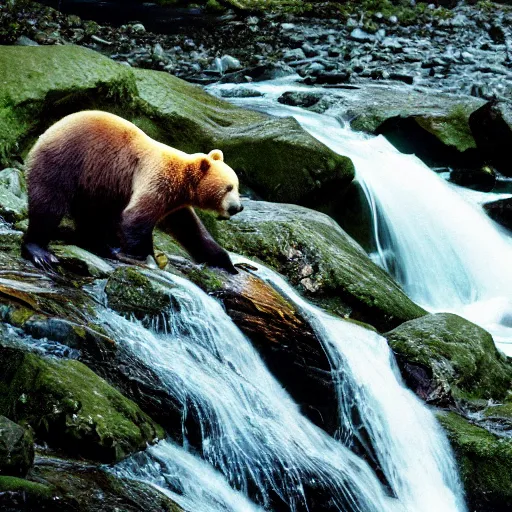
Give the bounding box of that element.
[2,0,512,101]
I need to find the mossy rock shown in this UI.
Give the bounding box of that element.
[320,84,484,166]
[0,344,164,463]
[0,416,34,477]
[134,67,354,206]
[386,313,512,405]
[212,199,425,331]
[105,266,178,318]
[438,411,512,511]
[28,455,183,512]
[0,45,136,166]
[0,475,56,510]
[0,45,354,210]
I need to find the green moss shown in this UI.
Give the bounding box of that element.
[0,346,164,463]
[214,200,425,331]
[438,411,512,509]
[1,45,353,208]
[0,475,53,498]
[0,45,136,165]
[386,313,512,402]
[105,266,176,318]
[415,104,477,152]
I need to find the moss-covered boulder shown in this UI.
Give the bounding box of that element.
[385,313,512,406]
[105,266,176,318]
[0,344,164,463]
[29,455,183,512]
[0,45,137,166]
[0,455,183,512]
[134,67,354,205]
[0,416,34,477]
[0,45,354,208]
[0,475,55,511]
[316,83,485,169]
[438,411,512,512]
[209,199,425,331]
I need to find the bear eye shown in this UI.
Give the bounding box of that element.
[226,185,234,192]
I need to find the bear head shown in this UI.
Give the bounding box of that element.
[192,149,243,220]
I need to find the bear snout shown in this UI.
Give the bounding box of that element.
[228,204,244,216]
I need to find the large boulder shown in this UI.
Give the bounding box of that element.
[0,455,183,512]
[0,45,354,209]
[0,343,164,463]
[438,411,512,512]
[208,199,426,331]
[469,100,512,177]
[0,416,34,477]
[385,313,512,406]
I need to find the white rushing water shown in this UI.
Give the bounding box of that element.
[207,80,512,356]
[100,270,399,512]
[233,255,466,512]
[99,267,464,512]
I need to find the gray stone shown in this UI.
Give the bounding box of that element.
[0,416,34,477]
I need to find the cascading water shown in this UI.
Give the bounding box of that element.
[207,80,512,356]
[232,255,466,512]
[92,267,465,512]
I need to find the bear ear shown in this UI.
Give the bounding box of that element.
[200,158,211,174]
[208,149,224,162]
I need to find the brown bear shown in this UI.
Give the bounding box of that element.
[22,110,243,273]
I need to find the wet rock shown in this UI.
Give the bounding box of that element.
[386,313,512,406]
[277,91,321,108]
[469,100,512,177]
[0,168,28,222]
[349,28,375,43]
[131,23,146,34]
[309,71,351,85]
[0,417,34,477]
[283,48,306,61]
[450,165,496,192]
[438,411,512,512]
[212,200,426,331]
[51,245,115,278]
[218,87,263,98]
[14,36,38,46]
[483,197,512,231]
[105,266,174,318]
[220,54,241,72]
[0,343,164,463]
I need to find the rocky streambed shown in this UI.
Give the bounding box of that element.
[1,3,512,512]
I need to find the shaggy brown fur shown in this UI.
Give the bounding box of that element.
[22,111,242,273]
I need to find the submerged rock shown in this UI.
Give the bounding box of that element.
[0,344,164,463]
[386,313,512,406]
[0,416,34,477]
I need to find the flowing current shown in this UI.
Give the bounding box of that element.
[98,267,465,512]
[207,80,512,357]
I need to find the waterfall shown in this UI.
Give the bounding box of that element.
[98,270,398,512]
[206,80,512,356]
[233,255,466,512]
[93,267,466,512]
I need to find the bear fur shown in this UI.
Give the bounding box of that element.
[22,110,243,273]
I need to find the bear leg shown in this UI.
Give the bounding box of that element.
[159,206,237,274]
[23,208,66,268]
[119,205,158,260]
